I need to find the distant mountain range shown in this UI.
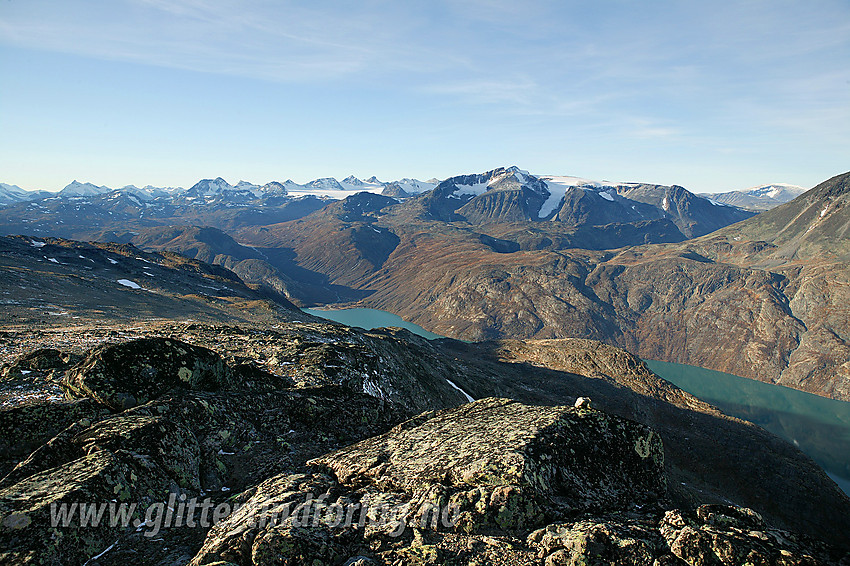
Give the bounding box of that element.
[6,165,845,401]
[0,175,438,206]
[222,168,848,402]
[0,167,759,246]
[3,173,802,212]
[699,183,807,211]
[0,182,52,205]
[416,166,755,238]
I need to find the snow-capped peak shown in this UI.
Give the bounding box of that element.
[392,178,436,194]
[236,180,260,190]
[0,182,31,205]
[307,177,344,190]
[342,175,363,186]
[743,183,806,200]
[506,165,531,184]
[115,185,155,201]
[260,181,288,195]
[59,180,112,197]
[188,177,234,195]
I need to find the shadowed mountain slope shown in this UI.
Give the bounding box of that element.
[233,172,850,401]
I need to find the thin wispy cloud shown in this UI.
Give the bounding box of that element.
[1,1,403,81]
[0,0,848,192]
[425,78,540,106]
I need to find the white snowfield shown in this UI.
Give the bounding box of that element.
[448,167,531,199]
[117,279,142,289]
[539,175,624,218]
[451,181,490,198]
[742,183,806,200]
[286,177,437,199]
[58,180,111,197]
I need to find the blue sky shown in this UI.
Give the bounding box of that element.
[1,0,848,193]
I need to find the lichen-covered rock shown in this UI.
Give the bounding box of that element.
[121,387,404,494]
[0,383,405,566]
[528,514,664,565]
[659,505,847,566]
[1,418,99,490]
[191,398,668,565]
[189,472,354,566]
[0,399,107,477]
[0,449,174,566]
[64,337,233,410]
[312,398,666,526]
[63,337,287,410]
[259,325,474,413]
[1,348,76,378]
[442,336,850,546]
[526,505,850,566]
[79,415,201,489]
[5,324,850,565]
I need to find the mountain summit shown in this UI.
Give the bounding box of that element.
[700,183,807,211]
[58,180,111,197]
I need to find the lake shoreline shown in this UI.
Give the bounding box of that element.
[305,306,850,496]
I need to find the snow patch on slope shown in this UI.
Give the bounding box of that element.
[744,183,806,199]
[117,279,142,289]
[446,378,475,402]
[453,181,490,198]
[539,175,613,218]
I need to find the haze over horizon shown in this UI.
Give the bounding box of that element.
[1,0,848,194]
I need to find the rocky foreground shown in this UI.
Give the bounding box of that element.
[1,322,849,565]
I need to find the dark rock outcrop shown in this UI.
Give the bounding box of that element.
[190,398,667,565]
[311,398,665,520]
[0,325,476,565]
[0,399,108,477]
[63,337,288,410]
[531,505,847,565]
[191,398,848,565]
[0,448,176,566]
[1,383,406,565]
[3,348,72,373]
[2,323,849,564]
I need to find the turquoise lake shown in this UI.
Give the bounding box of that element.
[302,307,443,340]
[644,360,850,496]
[304,307,850,495]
